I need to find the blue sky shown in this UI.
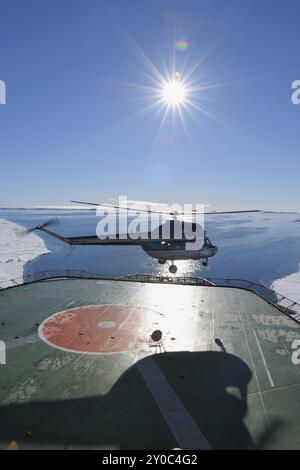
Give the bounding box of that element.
[0,0,299,210]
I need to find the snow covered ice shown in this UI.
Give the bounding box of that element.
[0,218,49,288]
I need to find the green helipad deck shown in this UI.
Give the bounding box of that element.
[0,277,300,449]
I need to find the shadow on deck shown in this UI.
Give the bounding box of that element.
[0,351,282,449]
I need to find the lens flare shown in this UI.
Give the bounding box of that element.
[119,32,229,146]
[175,39,189,51]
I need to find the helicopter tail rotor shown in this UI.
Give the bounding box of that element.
[17,218,60,238]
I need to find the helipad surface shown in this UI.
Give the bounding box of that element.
[0,278,300,449]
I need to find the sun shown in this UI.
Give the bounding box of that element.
[120,35,227,143]
[161,80,186,107]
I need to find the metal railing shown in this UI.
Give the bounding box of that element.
[119,274,300,321]
[206,277,300,320]
[0,269,115,289]
[1,270,300,323]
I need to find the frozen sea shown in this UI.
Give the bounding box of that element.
[0,209,300,300]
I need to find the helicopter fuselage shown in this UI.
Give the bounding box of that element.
[35,223,218,273]
[140,238,218,261]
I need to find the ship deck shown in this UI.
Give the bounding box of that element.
[1,278,300,450]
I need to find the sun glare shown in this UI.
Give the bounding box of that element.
[120,34,227,144]
[161,80,186,107]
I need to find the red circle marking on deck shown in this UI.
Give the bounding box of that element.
[38,304,166,354]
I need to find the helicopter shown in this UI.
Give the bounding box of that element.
[26,200,261,274]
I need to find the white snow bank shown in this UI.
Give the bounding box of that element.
[271,264,300,304]
[0,218,49,287]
